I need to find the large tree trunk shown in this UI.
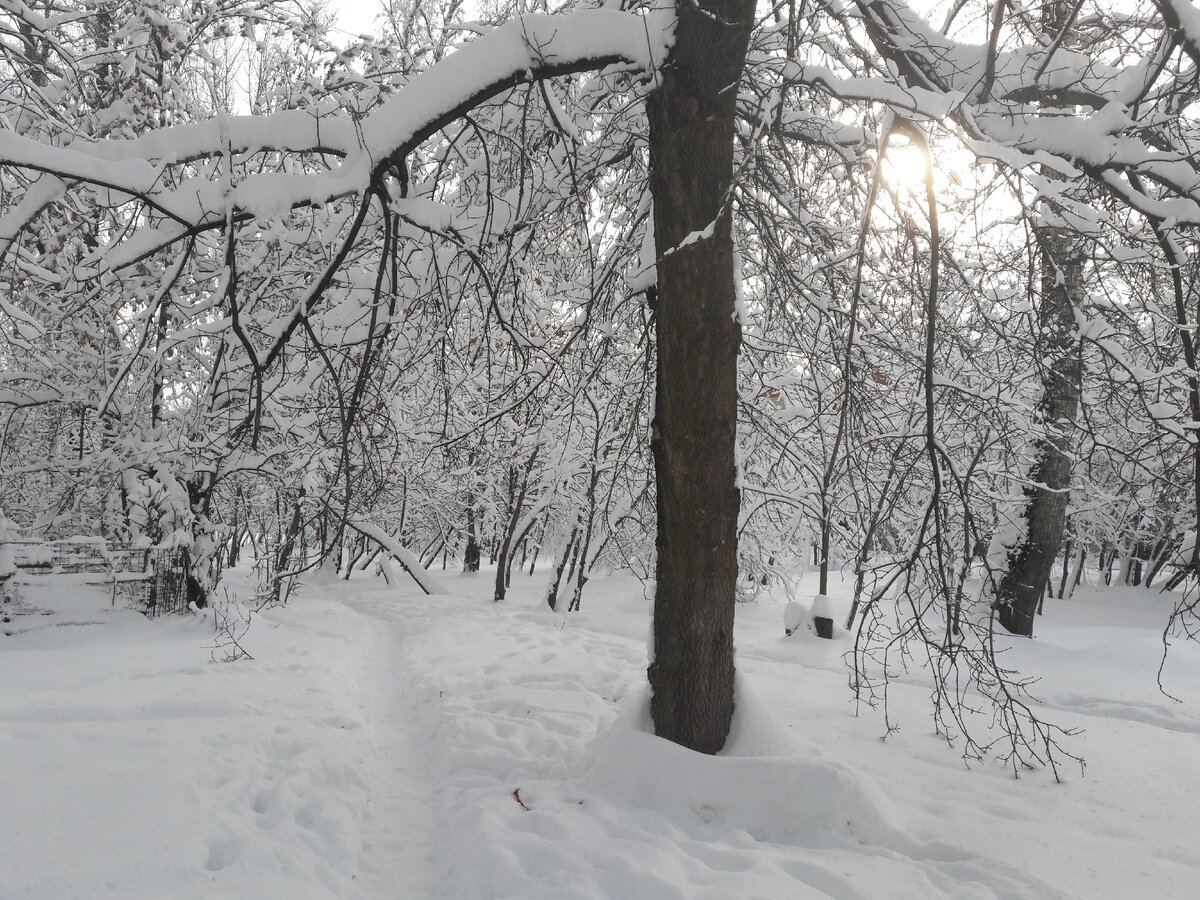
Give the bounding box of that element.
[645,0,755,754]
[993,0,1087,638]
[995,224,1083,636]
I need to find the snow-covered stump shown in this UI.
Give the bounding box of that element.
[783,601,805,636]
[811,594,834,639]
[783,595,835,638]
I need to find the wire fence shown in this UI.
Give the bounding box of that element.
[0,539,189,619]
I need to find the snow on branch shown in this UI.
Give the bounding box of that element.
[1154,0,1200,69]
[0,8,673,265]
[346,518,449,596]
[853,0,1137,107]
[830,0,1200,223]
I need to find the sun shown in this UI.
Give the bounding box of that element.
[881,139,933,194]
[880,137,978,200]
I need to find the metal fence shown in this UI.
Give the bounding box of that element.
[0,539,189,619]
[139,548,189,618]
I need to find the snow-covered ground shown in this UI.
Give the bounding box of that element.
[2,566,1199,899]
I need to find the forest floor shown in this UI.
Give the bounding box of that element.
[2,564,1199,899]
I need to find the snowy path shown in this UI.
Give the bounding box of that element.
[341,588,441,898]
[0,577,448,900]
[3,569,1200,899]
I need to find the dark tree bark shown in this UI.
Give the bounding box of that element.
[995,226,1083,636]
[527,519,546,577]
[183,476,214,610]
[544,527,578,611]
[1055,537,1072,599]
[993,0,1087,637]
[646,0,755,754]
[274,488,305,604]
[463,494,480,572]
[227,488,242,568]
[494,453,536,603]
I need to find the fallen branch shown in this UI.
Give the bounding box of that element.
[346,519,449,595]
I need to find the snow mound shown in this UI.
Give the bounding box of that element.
[587,679,915,850]
[722,677,802,757]
[784,600,806,635]
[611,678,796,758]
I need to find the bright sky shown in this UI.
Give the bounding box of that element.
[329,0,388,41]
[329,0,488,42]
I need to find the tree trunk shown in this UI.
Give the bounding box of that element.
[1063,546,1085,600]
[227,508,241,569]
[818,504,831,596]
[1145,537,1174,588]
[1056,537,1072,598]
[995,0,1085,635]
[545,527,578,612]
[528,518,548,577]
[274,488,305,603]
[496,468,535,602]
[463,495,480,572]
[995,224,1083,636]
[645,0,755,754]
[494,454,536,603]
[1117,544,1134,585]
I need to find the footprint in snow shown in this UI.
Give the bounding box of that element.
[203,837,242,872]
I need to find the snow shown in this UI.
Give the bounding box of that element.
[777,60,959,120]
[784,599,806,634]
[0,8,674,266]
[2,567,1200,899]
[810,592,834,620]
[345,518,448,595]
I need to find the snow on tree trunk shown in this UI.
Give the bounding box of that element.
[995,226,1083,636]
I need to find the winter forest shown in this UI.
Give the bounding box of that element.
[2,0,1200,896]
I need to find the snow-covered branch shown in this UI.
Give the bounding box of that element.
[0,10,672,265]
